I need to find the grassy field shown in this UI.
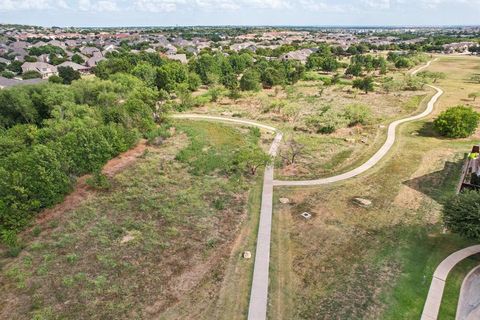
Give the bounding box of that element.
[191,70,428,180]
[268,55,480,319]
[0,121,266,320]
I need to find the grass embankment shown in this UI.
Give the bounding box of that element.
[268,56,480,319]
[0,121,264,319]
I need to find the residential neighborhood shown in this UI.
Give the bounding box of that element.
[0,25,479,88]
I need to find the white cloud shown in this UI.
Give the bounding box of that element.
[78,0,119,11]
[0,0,57,10]
[299,0,351,12]
[133,0,291,12]
[133,0,185,12]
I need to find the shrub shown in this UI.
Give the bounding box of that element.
[343,104,372,126]
[22,70,42,80]
[443,190,480,240]
[433,105,480,138]
[86,171,111,190]
[240,69,260,91]
[306,107,349,134]
[352,76,374,94]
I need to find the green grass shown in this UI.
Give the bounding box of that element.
[438,254,480,319]
[269,56,480,319]
[0,121,261,319]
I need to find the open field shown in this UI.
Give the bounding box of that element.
[192,71,429,180]
[0,121,266,320]
[268,56,480,319]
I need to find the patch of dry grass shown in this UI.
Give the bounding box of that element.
[0,122,260,320]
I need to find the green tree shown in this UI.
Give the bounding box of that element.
[260,67,284,88]
[71,54,85,64]
[417,71,446,83]
[352,76,374,94]
[345,63,362,76]
[240,69,260,91]
[434,106,480,138]
[234,146,271,175]
[131,62,156,87]
[58,66,81,84]
[395,57,412,69]
[443,191,480,240]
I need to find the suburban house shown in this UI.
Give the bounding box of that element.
[86,55,105,68]
[443,42,477,54]
[81,46,101,56]
[57,61,90,73]
[0,57,10,65]
[281,48,314,64]
[21,62,58,79]
[166,53,188,64]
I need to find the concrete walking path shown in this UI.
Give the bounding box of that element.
[172,113,283,320]
[456,264,480,320]
[172,59,442,320]
[421,245,480,320]
[273,83,443,187]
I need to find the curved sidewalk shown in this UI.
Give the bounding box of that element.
[171,59,441,320]
[421,245,480,320]
[274,84,443,186]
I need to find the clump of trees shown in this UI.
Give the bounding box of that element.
[352,76,375,94]
[433,105,480,138]
[306,104,372,134]
[94,51,305,103]
[443,190,480,240]
[0,75,160,234]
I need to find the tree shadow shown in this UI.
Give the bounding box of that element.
[402,158,465,205]
[416,121,442,138]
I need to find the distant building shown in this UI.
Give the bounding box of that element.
[281,48,314,64]
[57,61,90,73]
[166,53,188,64]
[21,62,57,79]
[443,42,476,54]
[86,55,105,68]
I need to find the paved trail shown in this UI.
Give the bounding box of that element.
[456,265,480,320]
[274,84,443,186]
[172,60,442,320]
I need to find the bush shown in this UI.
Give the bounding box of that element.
[22,70,42,80]
[240,69,260,91]
[306,107,349,134]
[352,76,374,94]
[433,105,480,138]
[48,75,63,83]
[343,104,372,126]
[86,171,111,190]
[443,190,480,239]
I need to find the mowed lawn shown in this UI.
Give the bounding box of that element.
[0,121,264,320]
[268,56,480,320]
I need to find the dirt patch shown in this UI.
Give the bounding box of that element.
[33,140,148,227]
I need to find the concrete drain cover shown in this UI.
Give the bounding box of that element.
[300,212,312,219]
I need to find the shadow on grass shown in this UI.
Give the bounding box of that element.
[416,122,443,138]
[402,159,465,205]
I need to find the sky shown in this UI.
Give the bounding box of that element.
[0,0,479,27]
